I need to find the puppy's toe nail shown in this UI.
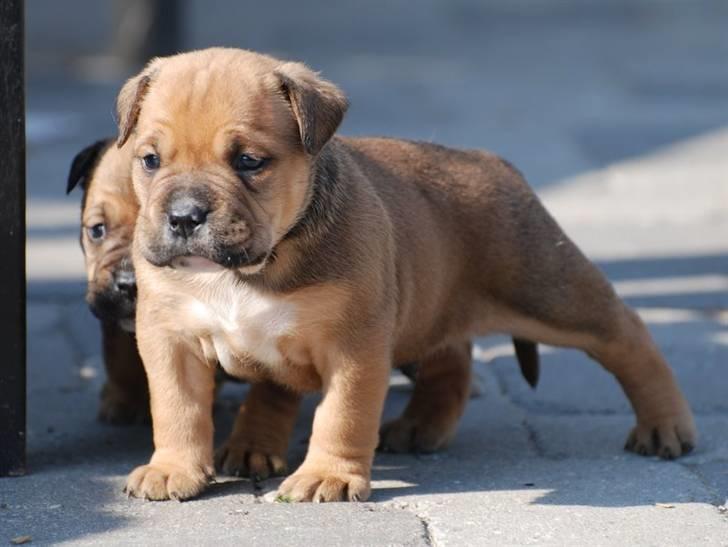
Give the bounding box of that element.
[680,441,694,454]
[624,436,636,451]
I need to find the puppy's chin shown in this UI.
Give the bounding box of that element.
[169,255,269,277]
[170,255,226,274]
[88,292,136,324]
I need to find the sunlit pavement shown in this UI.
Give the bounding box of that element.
[5,1,728,545]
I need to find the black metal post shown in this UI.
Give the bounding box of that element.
[0,0,26,477]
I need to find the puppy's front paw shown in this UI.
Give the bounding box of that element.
[124,464,210,501]
[278,465,370,502]
[214,440,287,480]
[379,416,455,454]
[624,414,697,459]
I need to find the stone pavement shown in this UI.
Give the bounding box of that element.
[3,1,728,545]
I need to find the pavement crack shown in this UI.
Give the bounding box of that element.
[522,418,547,459]
[416,512,437,547]
[382,501,438,546]
[484,364,552,460]
[680,462,726,507]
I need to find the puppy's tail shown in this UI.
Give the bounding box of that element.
[512,338,539,389]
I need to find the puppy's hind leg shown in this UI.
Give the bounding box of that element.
[379,341,472,453]
[496,249,696,459]
[482,178,696,458]
[589,304,696,458]
[215,380,302,480]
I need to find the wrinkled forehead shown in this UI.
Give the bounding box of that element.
[84,146,138,220]
[137,62,298,158]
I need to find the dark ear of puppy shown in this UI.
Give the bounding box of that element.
[66,139,112,194]
[116,63,160,148]
[274,62,349,156]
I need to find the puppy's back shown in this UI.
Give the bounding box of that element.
[340,136,610,344]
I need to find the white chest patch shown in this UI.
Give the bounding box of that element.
[182,281,297,370]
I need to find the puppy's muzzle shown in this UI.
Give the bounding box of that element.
[167,195,209,240]
[113,268,137,300]
[150,189,264,271]
[89,258,137,325]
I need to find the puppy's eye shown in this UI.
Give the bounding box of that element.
[141,153,160,172]
[87,223,106,242]
[233,154,266,172]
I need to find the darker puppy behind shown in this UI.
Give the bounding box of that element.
[67,139,149,424]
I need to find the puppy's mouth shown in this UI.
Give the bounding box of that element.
[170,255,224,272]
[141,223,270,274]
[165,251,268,274]
[88,292,136,324]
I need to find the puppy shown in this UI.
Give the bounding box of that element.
[67,139,149,424]
[118,48,696,502]
[68,140,516,447]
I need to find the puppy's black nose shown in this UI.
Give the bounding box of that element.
[167,198,208,239]
[114,269,136,298]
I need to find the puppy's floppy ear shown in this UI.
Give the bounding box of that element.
[116,62,160,148]
[274,62,349,156]
[66,139,112,194]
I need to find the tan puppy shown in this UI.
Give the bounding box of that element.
[67,140,149,424]
[117,48,696,503]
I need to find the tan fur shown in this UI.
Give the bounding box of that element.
[118,48,696,503]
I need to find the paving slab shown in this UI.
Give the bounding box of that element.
[405,460,726,547]
[3,472,428,547]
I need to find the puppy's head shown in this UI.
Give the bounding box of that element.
[67,139,138,329]
[115,48,348,275]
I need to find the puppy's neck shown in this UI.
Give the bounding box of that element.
[282,141,344,244]
[251,140,353,293]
